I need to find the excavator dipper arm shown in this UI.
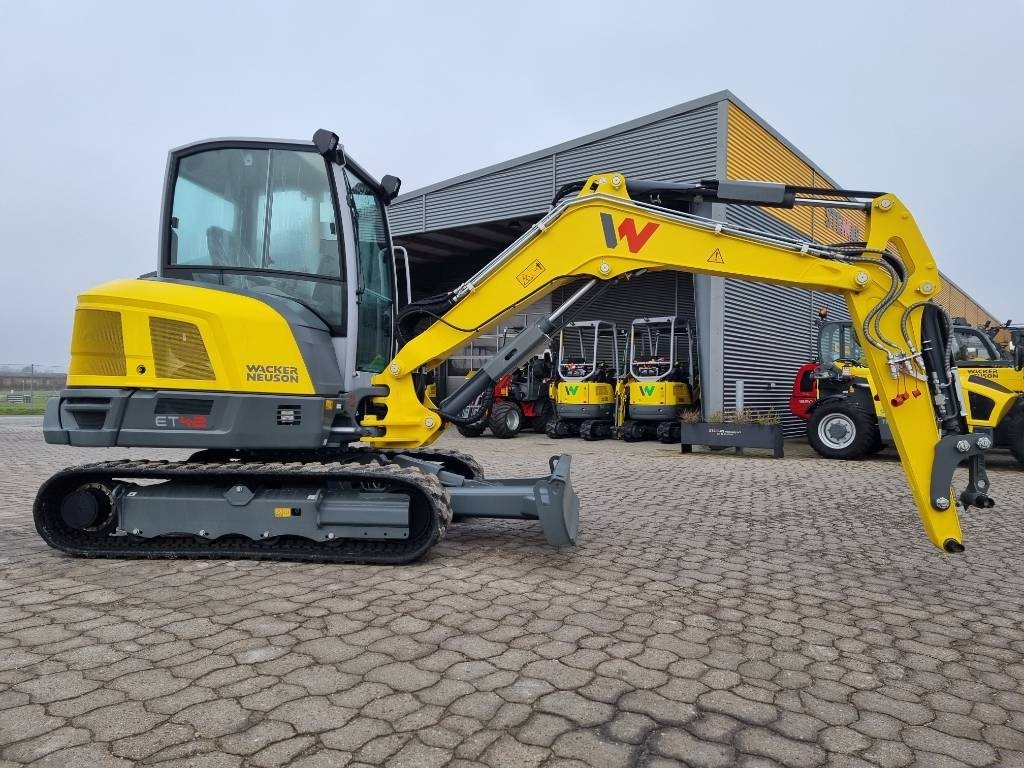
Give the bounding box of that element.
[364,174,992,552]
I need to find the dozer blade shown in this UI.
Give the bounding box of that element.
[444,454,580,546]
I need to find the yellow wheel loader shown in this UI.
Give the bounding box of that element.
[545,320,620,441]
[804,319,1024,465]
[619,316,699,443]
[35,131,1002,560]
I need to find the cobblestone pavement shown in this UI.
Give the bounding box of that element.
[2,416,1024,767]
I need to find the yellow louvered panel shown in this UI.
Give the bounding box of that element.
[69,309,126,377]
[726,103,866,245]
[149,317,215,380]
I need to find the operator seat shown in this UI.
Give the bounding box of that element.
[207,227,255,268]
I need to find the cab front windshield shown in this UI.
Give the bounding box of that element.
[169,147,345,330]
[818,321,864,367]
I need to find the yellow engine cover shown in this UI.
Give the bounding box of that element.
[628,380,694,406]
[558,381,614,405]
[67,279,314,395]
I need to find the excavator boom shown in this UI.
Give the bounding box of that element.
[366,174,992,552]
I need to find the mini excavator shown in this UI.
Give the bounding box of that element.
[36,129,995,562]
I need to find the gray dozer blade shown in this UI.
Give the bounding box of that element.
[392,453,580,546]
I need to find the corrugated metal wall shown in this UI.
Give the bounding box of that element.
[723,206,850,437]
[555,273,697,328]
[554,106,717,185]
[390,104,718,236]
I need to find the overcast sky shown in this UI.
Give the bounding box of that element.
[1,1,1021,366]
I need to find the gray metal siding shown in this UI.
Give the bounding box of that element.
[425,157,553,231]
[555,105,718,185]
[387,198,423,235]
[722,206,850,437]
[389,103,719,237]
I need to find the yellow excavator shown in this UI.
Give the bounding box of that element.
[37,129,996,563]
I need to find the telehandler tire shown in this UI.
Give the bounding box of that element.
[807,401,878,460]
[489,401,524,439]
[1003,404,1024,467]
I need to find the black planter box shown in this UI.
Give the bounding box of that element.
[680,422,784,458]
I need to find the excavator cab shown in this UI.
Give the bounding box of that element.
[162,134,401,389]
[620,316,698,443]
[546,320,621,441]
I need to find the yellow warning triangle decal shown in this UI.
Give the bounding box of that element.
[707,248,725,264]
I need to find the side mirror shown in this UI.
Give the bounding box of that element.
[312,129,346,165]
[380,174,402,204]
[1015,343,1024,372]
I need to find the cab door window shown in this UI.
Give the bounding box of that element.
[341,168,394,373]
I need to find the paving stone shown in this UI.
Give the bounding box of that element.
[28,743,134,768]
[698,689,779,725]
[535,690,616,727]
[248,735,317,768]
[517,713,575,747]
[0,725,90,763]
[12,670,101,703]
[216,720,296,757]
[619,689,696,725]
[480,734,549,767]
[387,739,452,768]
[322,717,392,751]
[268,694,357,733]
[654,727,737,767]
[111,722,196,761]
[735,726,827,767]
[0,703,63,743]
[902,725,998,766]
[364,661,440,692]
[550,728,636,767]
[74,700,166,740]
[604,711,657,744]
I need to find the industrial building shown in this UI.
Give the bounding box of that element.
[388,90,998,435]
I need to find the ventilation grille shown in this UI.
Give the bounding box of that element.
[149,317,214,380]
[155,398,214,415]
[277,405,302,426]
[69,309,126,377]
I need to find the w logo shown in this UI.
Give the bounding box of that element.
[565,385,580,396]
[600,213,659,253]
[640,385,656,396]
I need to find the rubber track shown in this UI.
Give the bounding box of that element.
[34,457,453,565]
[185,446,486,482]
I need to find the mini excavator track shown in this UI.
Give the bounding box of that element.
[33,448,481,565]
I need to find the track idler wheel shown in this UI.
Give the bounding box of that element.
[60,484,115,531]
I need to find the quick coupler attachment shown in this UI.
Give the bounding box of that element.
[930,432,995,516]
[445,454,580,547]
